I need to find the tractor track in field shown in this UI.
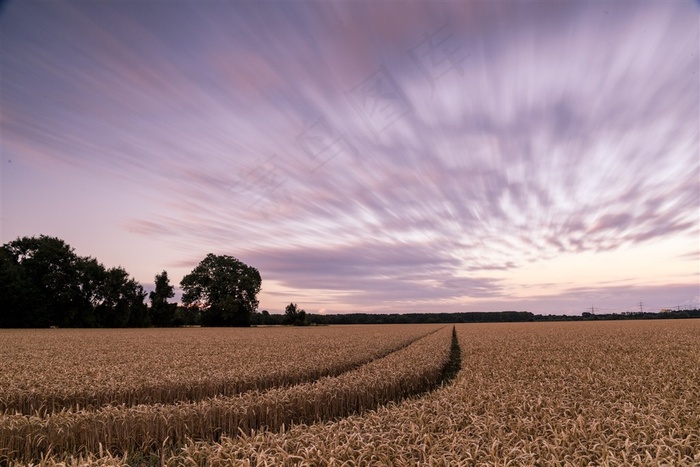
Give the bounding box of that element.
[1,327,461,465]
[1,327,439,417]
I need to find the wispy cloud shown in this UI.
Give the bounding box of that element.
[2,1,698,313]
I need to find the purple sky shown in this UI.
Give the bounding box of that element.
[2,1,699,315]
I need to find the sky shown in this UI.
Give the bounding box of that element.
[1,1,699,315]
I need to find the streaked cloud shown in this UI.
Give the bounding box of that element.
[2,1,698,314]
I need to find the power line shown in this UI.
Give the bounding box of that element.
[580,301,700,315]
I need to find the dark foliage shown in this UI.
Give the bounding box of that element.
[4,236,698,328]
[284,303,307,326]
[180,254,261,327]
[149,271,177,326]
[1,236,147,328]
[303,311,536,325]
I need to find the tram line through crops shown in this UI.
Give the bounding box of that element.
[1,326,460,465]
[1,325,440,417]
[3,321,696,466]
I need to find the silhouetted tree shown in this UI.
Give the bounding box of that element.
[2,236,83,327]
[1,235,148,328]
[173,305,201,326]
[180,254,261,327]
[250,309,271,326]
[96,266,148,327]
[0,247,36,327]
[149,271,177,326]
[284,303,307,326]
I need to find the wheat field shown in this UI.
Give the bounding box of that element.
[2,320,698,466]
[0,325,436,415]
[173,320,699,466]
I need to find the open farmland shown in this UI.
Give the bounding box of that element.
[0,325,438,415]
[0,324,452,464]
[171,320,700,466]
[2,320,699,466]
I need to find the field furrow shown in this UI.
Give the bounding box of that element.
[0,325,437,415]
[4,320,697,466]
[162,321,700,466]
[0,326,456,464]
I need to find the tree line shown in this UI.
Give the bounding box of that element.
[251,310,536,326]
[253,309,700,326]
[0,235,536,329]
[0,236,260,328]
[2,235,698,328]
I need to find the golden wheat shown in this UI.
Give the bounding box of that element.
[0,325,436,416]
[0,325,451,464]
[7,320,699,466]
[169,320,700,466]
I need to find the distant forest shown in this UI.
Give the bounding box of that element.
[261,310,700,326]
[1,235,698,328]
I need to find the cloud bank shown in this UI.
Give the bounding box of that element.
[3,1,698,313]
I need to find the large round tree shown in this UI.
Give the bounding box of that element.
[180,254,261,327]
